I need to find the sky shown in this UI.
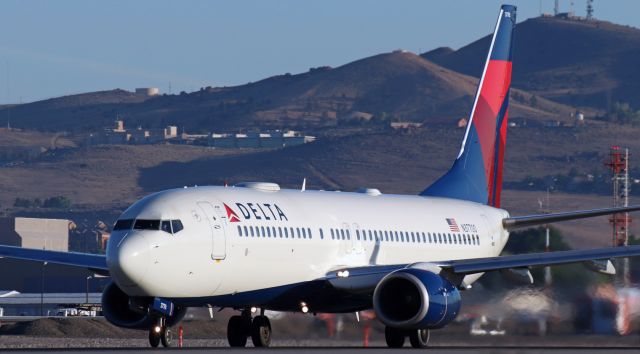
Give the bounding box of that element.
[1,0,639,104]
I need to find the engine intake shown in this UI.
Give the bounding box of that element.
[102,282,185,329]
[373,268,461,329]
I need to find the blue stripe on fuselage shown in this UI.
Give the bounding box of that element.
[169,280,371,313]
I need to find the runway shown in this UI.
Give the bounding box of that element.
[1,347,640,354]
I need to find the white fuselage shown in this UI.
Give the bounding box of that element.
[106,185,510,301]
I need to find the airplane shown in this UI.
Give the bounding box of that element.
[3,4,640,349]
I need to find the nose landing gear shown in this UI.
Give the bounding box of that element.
[227,308,272,347]
[149,317,173,348]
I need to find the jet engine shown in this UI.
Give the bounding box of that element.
[101,282,186,329]
[372,268,461,329]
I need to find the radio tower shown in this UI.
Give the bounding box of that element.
[604,146,630,285]
[586,0,594,20]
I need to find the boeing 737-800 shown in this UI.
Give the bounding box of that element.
[3,4,640,349]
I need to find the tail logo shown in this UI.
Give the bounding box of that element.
[223,203,241,222]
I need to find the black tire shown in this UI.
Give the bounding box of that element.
[251,315,272,347]
[409,329,430,348]
[149,328,161,348]
[161,327,173,347]
[227,315,249,347]
[385,326,405,348]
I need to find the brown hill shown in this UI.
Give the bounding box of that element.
[422,16,640,111]
[2,122,634,248]
[0,52,574,132]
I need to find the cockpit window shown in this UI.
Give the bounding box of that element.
[134,219,160,230]
[113,219,133,231]
[171,220,184,234]
[161,220,172,234]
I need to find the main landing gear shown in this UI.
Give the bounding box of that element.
[385,326,430,348]
[149,317,173,348]
[227,308,272,347]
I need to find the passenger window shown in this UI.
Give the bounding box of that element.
[260,226,265,237]
[356,230,360,240]
[320,229,324,239]
[278,227,283,238]
[236,225,242,236]
[411,232,416,243]
[308,228,312,239]
[134,219,160,230]
[114,219,133,231]
[296,228,301,238]
[250,226,255,237]
[244,226,249,237]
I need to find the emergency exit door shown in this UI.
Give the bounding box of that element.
[197,201,226,260]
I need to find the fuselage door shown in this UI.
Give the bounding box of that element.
[197,201,226,260]
[481,214,497,249]
[352,223,364,254]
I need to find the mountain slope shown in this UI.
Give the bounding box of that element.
[423,16,640,110]
[0,52,575,132]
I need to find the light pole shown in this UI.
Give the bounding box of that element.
[40,261,48,316]
[86,276,93,304]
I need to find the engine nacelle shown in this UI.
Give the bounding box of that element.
[373,268,461,329]
[102,282,186,329]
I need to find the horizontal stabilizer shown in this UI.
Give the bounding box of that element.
[502,205,640,230]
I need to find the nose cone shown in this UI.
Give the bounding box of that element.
[107,232,150,288]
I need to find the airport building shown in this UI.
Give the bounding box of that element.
[0,217,69,251]
[89,120,316,148]
[0,217,109,295]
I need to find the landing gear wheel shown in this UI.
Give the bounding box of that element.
[409,329,430,348]
[385,326,405,348]
[149,328,161,348]
[227,315,249,347]
[161,327,173,347]
[251,315,272,347]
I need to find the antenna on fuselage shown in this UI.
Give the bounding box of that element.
[301,178,307,192]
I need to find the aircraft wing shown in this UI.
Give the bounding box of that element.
[326,245,640,293]
[0,245,108,275]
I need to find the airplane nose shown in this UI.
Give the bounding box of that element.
[110,233,150,288]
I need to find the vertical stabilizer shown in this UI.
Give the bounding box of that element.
[421,5,516,208]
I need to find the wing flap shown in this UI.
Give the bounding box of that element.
[0,245,108,274]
